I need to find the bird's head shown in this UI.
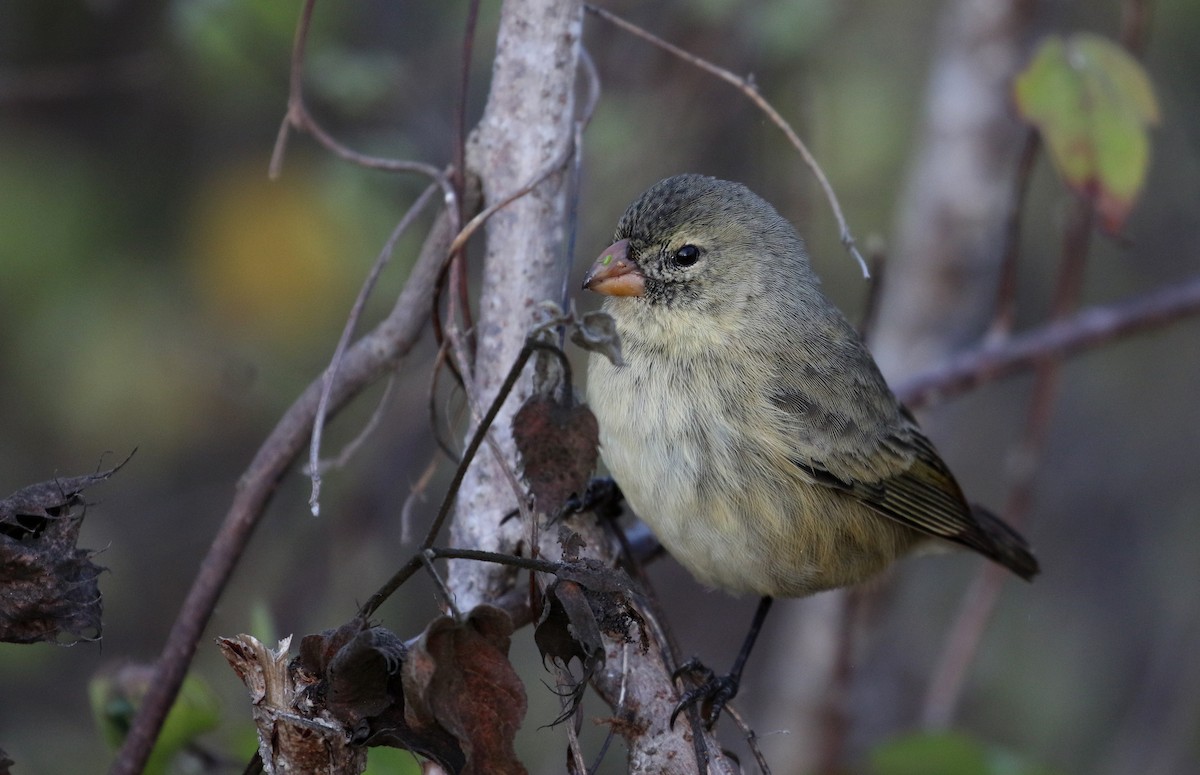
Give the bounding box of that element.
[583,175,813,330]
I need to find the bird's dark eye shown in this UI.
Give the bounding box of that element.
[673,244,701,267]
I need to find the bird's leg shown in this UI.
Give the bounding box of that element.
[671,596,775,728]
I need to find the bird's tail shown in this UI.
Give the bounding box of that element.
[969,503,1040,581]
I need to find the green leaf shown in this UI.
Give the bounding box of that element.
[1013,33,1160,233]
[870,732,1062,775]
[90,668,220,775]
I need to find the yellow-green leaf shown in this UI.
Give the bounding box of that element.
[1013,33,1160,233]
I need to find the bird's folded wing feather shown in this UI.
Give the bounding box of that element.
[770,355,1009,560]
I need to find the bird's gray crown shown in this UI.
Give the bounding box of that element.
[615,174,760,245]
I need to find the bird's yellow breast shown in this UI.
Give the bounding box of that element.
[587,330,917,597]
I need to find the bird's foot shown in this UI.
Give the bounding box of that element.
[556,476,624,523]
[670,658,740,729]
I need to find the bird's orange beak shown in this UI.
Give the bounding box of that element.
[582,238,645,297]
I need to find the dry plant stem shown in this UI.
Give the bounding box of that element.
[922,195,1095,728]
[1121,0,1154,54]
[988,129,1041,339]
[109,209,458,775]
[308,182,440,514]
[270,0,453,192]
[357,340,547,620]
[559,46,602,314]
[584,3,868,277]
[894,275,1200,411]
[450,0,483,359]
[725,705,772,775]
[310,373,397,476]
[445,324,536,530]
[561,680,588,775]
[453,0,482,203]
[455,3,731,766]
[815,591,859,775]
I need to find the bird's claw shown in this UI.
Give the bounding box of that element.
[669,658,740,729]
[553,477,624,524]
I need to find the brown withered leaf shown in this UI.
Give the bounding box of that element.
[534,579,603,721]
[404,606,528,775]
[533,554,648,723]
[323,623,407,725]
[534,580,603,674]
[295,617,464,772]
[0,454,131,644]
[512,395,598,516]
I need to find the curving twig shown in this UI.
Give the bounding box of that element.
[584,3,869,278]
[896,275,1200,411]
[308,182,440,515]
[270,0,453,190]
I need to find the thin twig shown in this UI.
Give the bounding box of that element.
[895,275,1200,411]
[447,130,580,257]
[987,129,1041,341]
[269,0,457,205]
[584,3,869,278]
[269,0,317,179]
[726,704,773,775]
[445,323,535,528]
[358,338,545,619]
[305,373,397,476]
[309,183,439,515]
[427,546,561,575]
[427,337,464,460]
[450,0,483,362]
[587,644,626,774]
[399,454,440,545]
[562,667,589,774]
[421,548,462,619]
[560,46,602,314]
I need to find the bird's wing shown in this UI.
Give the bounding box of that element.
[768,341,1019,565]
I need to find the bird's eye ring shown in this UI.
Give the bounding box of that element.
[673,244,701,267]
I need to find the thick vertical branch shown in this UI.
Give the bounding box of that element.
[449,0,583,610]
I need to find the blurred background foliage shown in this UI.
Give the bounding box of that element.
[1,0,1198,773]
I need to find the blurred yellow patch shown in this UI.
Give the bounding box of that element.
[186,164,351,346]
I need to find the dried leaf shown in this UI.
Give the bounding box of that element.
[326,626,407,725]
[1014,33,1160,233]
[535,580,604,673]
[295,617,463,771]
[0,455,131,644]
[533,554,648,723]
[403,606,528,775]
[570,310,624,367]
[512,396,599,515]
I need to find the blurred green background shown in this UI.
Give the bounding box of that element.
[1,1,1198,773]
